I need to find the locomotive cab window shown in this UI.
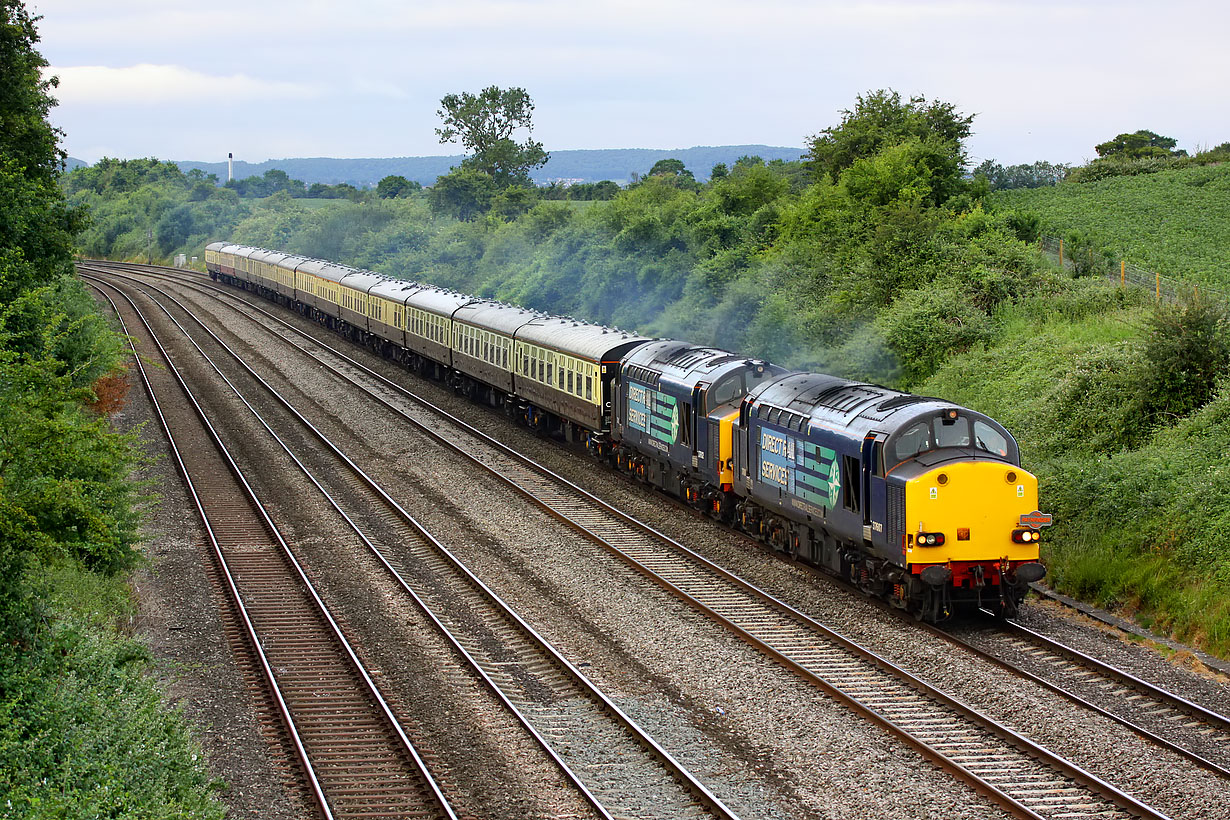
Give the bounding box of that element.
[935,417,970,449]
[709,374,745,408]
[892,420,934,462]
[974,420,1011,459]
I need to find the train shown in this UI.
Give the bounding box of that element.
[204,241,1049,621]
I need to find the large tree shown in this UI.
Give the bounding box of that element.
[1094,129,1186,160]
[0,1,140,643]
[0,0,63,185]
[435,86,548,187]
[805,89,973,206]
[1,0,81,299]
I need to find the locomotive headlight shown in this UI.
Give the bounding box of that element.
[1011,529,1040,544]
[918,532,945,546]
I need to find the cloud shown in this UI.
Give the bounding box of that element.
[45,64,318,105]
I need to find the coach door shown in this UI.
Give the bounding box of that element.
[862,433,888,548]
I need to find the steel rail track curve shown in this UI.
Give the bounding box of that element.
[84,271,457,820]
[86,265,741,820]
[97,261,1177,820]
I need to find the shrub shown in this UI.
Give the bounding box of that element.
[1134,294,1230,428]
[877,283,995,382]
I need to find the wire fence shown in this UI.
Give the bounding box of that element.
[1038,235,1228,306]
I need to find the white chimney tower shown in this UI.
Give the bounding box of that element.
[227,152,233,182]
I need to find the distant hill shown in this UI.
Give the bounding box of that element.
[64,156,87,171]
[174,145,805,188]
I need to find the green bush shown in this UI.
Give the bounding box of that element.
[1134,294,1230,428]
[0,610,225,818]
[877,282,995,383]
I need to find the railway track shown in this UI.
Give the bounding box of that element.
[85,265,741,820]
[94,261,1180,820]
[85,273,457,820]
[935,615,1230,779]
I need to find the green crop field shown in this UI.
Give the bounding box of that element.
[992,164,1230,286]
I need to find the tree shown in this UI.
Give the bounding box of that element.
[643,158,699,190]
[648,158,689,177]
[806,89,973,205]
[1095,129,1186,160]
[0,1,141,643]
[1,1,83,299]
[0,0,63,187]
[376,174,420,198]
[972,159,1069,190]
[435,86,548,187]
[429,166,498,221]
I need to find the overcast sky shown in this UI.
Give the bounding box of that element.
[32,0,1230,169]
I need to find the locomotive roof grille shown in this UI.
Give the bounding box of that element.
[877,394,941,411]
[810,384,886,414]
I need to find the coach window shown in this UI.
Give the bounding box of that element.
[567,371,574,393]
[586,375,593,401]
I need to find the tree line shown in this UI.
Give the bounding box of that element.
[1,2,224,813]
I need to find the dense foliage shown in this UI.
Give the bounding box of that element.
[2,2,225,814]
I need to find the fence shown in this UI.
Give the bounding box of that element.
[1038,235,1228,306]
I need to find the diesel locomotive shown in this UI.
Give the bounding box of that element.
[205,241,1049,620]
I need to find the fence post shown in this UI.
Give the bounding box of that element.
[1120,260,1125,288]
[1059,238,1064,268]
[1156,272,1160,302]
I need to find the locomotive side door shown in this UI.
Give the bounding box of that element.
[691,384,706,469]
[862,433,888,548]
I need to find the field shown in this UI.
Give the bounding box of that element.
[992,163,1230,285]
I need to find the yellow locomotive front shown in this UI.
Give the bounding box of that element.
[905,460,1047,613]
[884,408,1048,619]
